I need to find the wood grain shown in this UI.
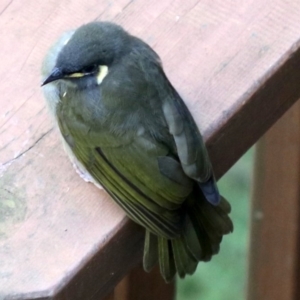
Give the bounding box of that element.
[1,0,300,299]
[115,265,175,300]
[247,102,300,300]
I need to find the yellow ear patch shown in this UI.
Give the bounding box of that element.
[97,65,109,84]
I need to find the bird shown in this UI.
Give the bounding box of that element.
[41,21,233,282]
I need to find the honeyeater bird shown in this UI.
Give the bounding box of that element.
[41,21,233,282]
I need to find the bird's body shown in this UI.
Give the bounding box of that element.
[42,22,233,282]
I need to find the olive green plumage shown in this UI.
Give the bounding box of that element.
[41,21,233,282]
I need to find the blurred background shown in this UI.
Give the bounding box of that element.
[177,149,254,300]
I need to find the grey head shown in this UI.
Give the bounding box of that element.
[42,22,131,87]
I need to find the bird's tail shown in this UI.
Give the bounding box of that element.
[143,194,233,282]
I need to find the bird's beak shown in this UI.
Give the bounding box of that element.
[41,67,64,86]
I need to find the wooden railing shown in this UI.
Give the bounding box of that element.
[1,1,300,299]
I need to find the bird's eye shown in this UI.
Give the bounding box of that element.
[81,65,98,74]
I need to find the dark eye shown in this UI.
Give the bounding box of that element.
[81,65,98,74]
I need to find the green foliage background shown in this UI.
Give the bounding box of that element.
[177,149,253,300]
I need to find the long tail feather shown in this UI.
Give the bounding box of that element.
[172,237,197,277]
[143,230,158,272]
[158,237,176,282]
[143,191,233,281]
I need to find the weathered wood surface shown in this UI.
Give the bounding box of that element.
[0,0,300,299]
[247,102,300,300]
[114,265,175,300]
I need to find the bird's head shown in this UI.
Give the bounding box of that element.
[42,22,130,88]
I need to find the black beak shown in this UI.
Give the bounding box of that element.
[41,67,64,86]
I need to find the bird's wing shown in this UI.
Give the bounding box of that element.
[128,45,213,183]
[57,105,194,238]
[141,56,218,204]
[161,86,220,205]
[162,86,212,182]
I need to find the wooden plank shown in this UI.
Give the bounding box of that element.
[114,265,175,300]
[1,0,300,299]
[103,292,114,300]
[247,101,300,300]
